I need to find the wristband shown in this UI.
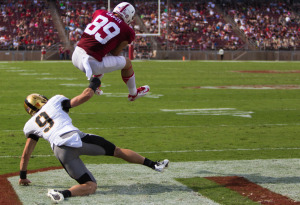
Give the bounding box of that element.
[20,170,27,179]
[88,78,101,92]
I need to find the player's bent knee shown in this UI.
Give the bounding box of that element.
[123,58,132,70]
[86,181,97,194]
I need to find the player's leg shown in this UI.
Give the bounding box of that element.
[121,58,137,96]
[121,58,150,101]
[68,181,97,196]
[81,133,169,172]
[72,46,92,78]
[113,147,169,172]
[113,146,145,164]
[90,56,150,100]
[51,144,98,202]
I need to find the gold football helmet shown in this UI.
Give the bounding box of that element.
[24,94,48,116]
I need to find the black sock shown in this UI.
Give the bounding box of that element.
[59,190,72,198]
[143,158,156,169]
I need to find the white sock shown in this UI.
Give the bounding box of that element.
[122,73,137,95]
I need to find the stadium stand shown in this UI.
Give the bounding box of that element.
[222,0,300,50]
[0,0,60,51]
[0,0,299,60]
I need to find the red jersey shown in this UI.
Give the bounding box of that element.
[77,10,135,61]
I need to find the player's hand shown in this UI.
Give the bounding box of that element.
[19,178,31,186]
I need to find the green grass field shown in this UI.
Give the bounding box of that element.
[1,60,300,204]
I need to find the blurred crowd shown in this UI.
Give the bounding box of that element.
[0,0,299,55]
[223,0,300,50]
[0,0,59,51]
[134,0,244,51]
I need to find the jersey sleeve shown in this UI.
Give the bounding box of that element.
[27,134,39,142]
[61,99,71,113]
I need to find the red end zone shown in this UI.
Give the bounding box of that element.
[206,176,300,205]
[0,166,62,205]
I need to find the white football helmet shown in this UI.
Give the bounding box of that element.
[113,2,135,24]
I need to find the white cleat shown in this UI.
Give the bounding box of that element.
[47,189,64,203]
[128,85,150,101]
[154,159,169,172]
[95,87,103,95]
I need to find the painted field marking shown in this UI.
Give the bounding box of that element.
[2,147,300,158]
[60,83,111,88]
[6,159,300,204]
[185,85,300,90]
[4,122,300,132]
[6,70,31,72]
[0,67,20,69]
[39,77,77,80]
[102,92,163,99]
[232,70,300,73]
[161,108,253,118]
[206,176,299,204]
[19,73,51,75]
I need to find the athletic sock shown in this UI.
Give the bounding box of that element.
[143,158,156,169]
[59,190,72,198]
[122,72,137,96]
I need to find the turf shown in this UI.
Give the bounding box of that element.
[1,60,300,204]
[1,61,300,175]
[176,177,259,205]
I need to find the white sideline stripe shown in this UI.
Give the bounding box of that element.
[8,159,300,204]
[2,147,300,158]
[3,123,300,132]
[132,60,300,63]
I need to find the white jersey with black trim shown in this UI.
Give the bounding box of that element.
[23,95,82,149]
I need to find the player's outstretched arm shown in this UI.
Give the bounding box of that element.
[19,138,37,186]
[70,78,101,108]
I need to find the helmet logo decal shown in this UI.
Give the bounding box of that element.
[119,4,130,12]
[113,2,135,24]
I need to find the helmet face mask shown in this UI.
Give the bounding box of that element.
[24,94,48,116]
[113,2,135,24]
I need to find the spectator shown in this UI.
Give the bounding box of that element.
[65,48,70,60]
[41,46,46,61]
[218,48,224,60]
[59,45,65,60]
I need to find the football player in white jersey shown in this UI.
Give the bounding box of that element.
[19,77,169,203]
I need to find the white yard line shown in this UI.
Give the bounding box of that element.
[3,123,300,132]
[2,147,300,158]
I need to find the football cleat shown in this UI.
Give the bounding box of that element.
[95,87,103,96]
[154,159,169,172]
[93,74,104,96]
[128,85,150,101]
[47,189,64,203]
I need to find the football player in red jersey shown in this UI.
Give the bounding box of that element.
[72,2,150,101]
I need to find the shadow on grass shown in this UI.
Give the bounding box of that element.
[96,183,190,195]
